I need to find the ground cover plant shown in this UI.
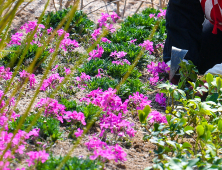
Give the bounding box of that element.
[3,1,222,169]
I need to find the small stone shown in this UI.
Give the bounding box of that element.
[117,164,126,169]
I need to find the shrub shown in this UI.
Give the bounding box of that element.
[36,155,102,170]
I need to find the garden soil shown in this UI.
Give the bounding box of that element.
[11,0,166,169]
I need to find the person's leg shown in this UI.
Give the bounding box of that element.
[163,0,204,67]
[198,20,222,74]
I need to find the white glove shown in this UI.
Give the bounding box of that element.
[205,63,222,76]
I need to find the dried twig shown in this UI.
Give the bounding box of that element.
[122,0,127,18]
[65,0,73,8]
[16,1,32,16]
[82,0,97,9]
[80,0,83,9]
[59,0,63,10]
[134,1,143,14]
[116,1,120,16]
[102,0,109,14]
[52,0,57,12]
[87,0,120,15]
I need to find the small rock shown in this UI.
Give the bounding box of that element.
[117,164,126,169]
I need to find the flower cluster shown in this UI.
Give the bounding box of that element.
[26,150,49,166]
[149,9,166,19]
[148,111,167,124]
[97,12,120,32]
[20,21,45,33]
[81,88,128,114]
[35,97,66,122]
[19,70,37,88]
[88,44,104,60]
[0,129,43,169]
[101,37,111,43]
[40,73,64,91]
[127,92,152,110]
[110,51,131,65]
[35,98,86,125]
[0,66,12,80]
[99,112,136,138]
[63,111,86,125]
[9,33,23,46]
[85,136,127,162]
[76,72,91,89]
[155,93,166,107]
[147,61,170,85]
[139,40,154,54]
[91,28,101,41]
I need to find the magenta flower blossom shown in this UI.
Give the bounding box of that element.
[51,65,58,72]
[47,27,53,34]
[60,38,79,51]
[155,93,166,107]
[129,39,137,44]
[88,44,104,60]
[157,9,166,18]
[64,67,71,75]
[63,111,86,125]
[26,150,49,166]
[101,37,111,43]
[74,128,84,138]
[149,14,155,18]
[149,75,159,85]
[85,137,127,163]
[148,111,167,124]
[96,68,103,78]
[139,40,154,54]
[110,51,127,58]
[128,92,152,110]
[91,28,101,41]
[98,13,110,27]
[57,29,69,38]
[40,73,64,91]
[20,21,45,33]
[9,33,23,46]
[19,70,37,88]
[0,66,12,80]
[49,48,54,53]
[110,12,120,23]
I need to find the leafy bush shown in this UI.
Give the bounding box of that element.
[1,44,49,70]
[59,98,77,111]
[106,63,142,80]
[36,155,102,170]
[87,77,118,91]
[9,114,62,142]
[42,9,95,43]
[77,58,109,76]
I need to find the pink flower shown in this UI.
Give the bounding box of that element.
[64,67,71,75]
[9,32,23,46]
[49,48,54,53]
[101,37,111,43]
[110,12,120,23]
[26,150,49,166]
[88,45,104,60]
[155,93,166,107]
[74,128,83,138]
[51,65,58,71]
[129,39,137,44]
[139,40,154,54]
[128,92,152,110]
[98,13,110,27]
[157,9,166,18]
[91,28,101,41]
[149,14,155,18]
[149,75,159,85]
[148,111,167,124]
[47,27,53,34]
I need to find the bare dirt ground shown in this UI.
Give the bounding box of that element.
[10,1,167,169]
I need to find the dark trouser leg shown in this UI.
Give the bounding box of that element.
[163,0,204,67]
[198,20,222,74]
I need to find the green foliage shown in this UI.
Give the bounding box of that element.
[77,103,101,123]
[106,63,142,80]
[138,105,151,124]
[9,114,61,142]
[77,58,109,76]
[1,44,49,70]
[178,60,198,89]
[42,9,95,43]
[36,155,102,170]
[107,8,166,45]
[87,77,118,91]
[59,98,77,111]
[101,42,151,68]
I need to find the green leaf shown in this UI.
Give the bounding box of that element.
[196,125,204,137]
[206,73,214,87]
[182,142,192,148]
[184,126,194,135]
[143,105,151,118]
[218,120,222,132]
[216,77,222,93]
[138,110,145,124]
